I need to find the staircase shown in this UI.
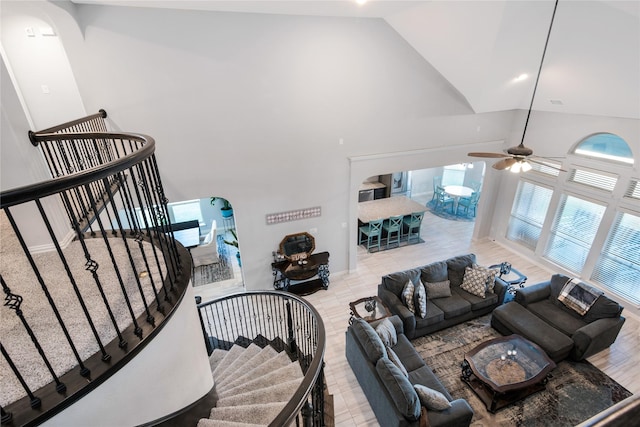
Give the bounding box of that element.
[197,343,303,426]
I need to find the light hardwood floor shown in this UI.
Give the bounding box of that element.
[300,210,640,427]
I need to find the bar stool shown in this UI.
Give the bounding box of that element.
[359,219,383,252]
[403,212,424,244]
[382,215,403,248]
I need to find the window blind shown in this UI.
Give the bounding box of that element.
[624,179,640,201]
[530,160,562,177]
[544,195,605,273]
[507,181,553,250]
[569,168,617,192]
[592,212,640,305]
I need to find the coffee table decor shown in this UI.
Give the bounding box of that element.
[461,334,556,412]
[349,296,391,324]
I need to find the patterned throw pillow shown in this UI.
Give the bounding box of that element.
[414,384,451,411]
[402,281,415,313]
[472,264,499,293]
[460,266,489,298]
[414,283,427,318]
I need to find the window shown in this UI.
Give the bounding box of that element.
[573,133,634,165]
[544,195,606,273]
[592,211,640,305]
[530,159,562,177]
[568,167,617,192]
[506,181,553,250]
[168,199,204,226]
[442,164,465,186]
[625,179,640,201]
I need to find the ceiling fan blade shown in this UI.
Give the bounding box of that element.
[527,157,567,172]
[468,152,510,158]
[492,158,517,170]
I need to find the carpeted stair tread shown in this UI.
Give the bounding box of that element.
[216,378,303,407]
[217,349,292,392]
[208,349,228,373]
[217,361,303,399]
[208,402,287,425]
[212,345,245,379]
[196,418,264,427]
[215,344,262,384]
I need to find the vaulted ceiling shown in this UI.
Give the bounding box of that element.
[72,0,640,119]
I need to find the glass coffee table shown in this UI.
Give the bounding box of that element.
[461,334,556,413]
[349,296,391,324]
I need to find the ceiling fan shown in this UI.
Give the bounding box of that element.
[468,0,565,173]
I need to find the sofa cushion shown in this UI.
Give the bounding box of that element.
[402,281,416,313]
[393,334,427,373]
[423,280,452,299]
[549,274,572,305]
[351,318,387,363]
[420,261,448,283]
[414,384,452,411]
[430,293,471,319]
[376,318,398,347]
[414,282,428,318]
[453,286,498,311]
[382,269,421,297]
[446,254,477,287]
[583,295,623,323]
[407,365,453,401]
[415,300,445,329]
[376,357,421,421]
[528,300,588,336]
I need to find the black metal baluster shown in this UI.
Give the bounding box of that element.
[2,275,67,394]
[0,344,41,409]
[34,199,111,362]
[82,183,144,338]
[60,192,127,350]
[5,207,91,378]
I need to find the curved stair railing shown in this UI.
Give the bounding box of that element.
[0,114,192,426]
[198,292,327,426]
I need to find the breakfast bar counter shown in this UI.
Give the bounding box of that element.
[358,196,426,224]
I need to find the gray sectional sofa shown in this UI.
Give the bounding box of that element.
[378,254,508,339]
[491,274,625,362]
[346,315,474,427]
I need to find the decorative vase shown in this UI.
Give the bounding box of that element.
[221,208,234,218]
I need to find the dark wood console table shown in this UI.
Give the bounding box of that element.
[272,251,330,296]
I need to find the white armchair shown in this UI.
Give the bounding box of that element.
[191,220,218,267]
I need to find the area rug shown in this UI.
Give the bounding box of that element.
[192,235,233,286]
[411,315,632,426]
[426,199,475,222]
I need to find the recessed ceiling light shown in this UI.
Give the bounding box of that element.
[514,74,528,82]
[550,99,564,105]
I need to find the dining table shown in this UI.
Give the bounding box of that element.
[444,185,474,213]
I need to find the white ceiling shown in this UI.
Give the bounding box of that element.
[72,0,640,119]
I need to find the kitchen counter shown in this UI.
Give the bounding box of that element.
[359,181,386,191]
[358,196,426,224]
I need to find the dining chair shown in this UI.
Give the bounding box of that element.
[470,180,482,192]
[456,191,480,217]
[402,212,424,244]
[382,215,403,248]
[431,176,443,201]
[359,218,383,251]
[434,186,454,212]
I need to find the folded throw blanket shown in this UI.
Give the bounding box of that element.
[558,278,603,316]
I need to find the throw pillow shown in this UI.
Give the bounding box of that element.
[460,265,489,298]
[351,318,387,363]
[424,280,452,299]
[414,282,428,318]
[472,264,499,293]
[446,254,477,286]
[375,318,398,347]
[376,357,421,420]
[402,280,416,313]
[386,346,409,377]
[414,384,451,411]
[558,278,603,316]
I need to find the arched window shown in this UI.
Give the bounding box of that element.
[573,133,634,165]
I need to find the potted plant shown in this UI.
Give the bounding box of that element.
[210,197,234,218]
[223,228,241,267]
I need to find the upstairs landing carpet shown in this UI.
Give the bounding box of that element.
[412,315,632,426]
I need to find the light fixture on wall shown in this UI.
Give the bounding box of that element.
[467,0,565,173]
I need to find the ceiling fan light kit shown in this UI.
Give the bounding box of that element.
[468,0,564,173]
